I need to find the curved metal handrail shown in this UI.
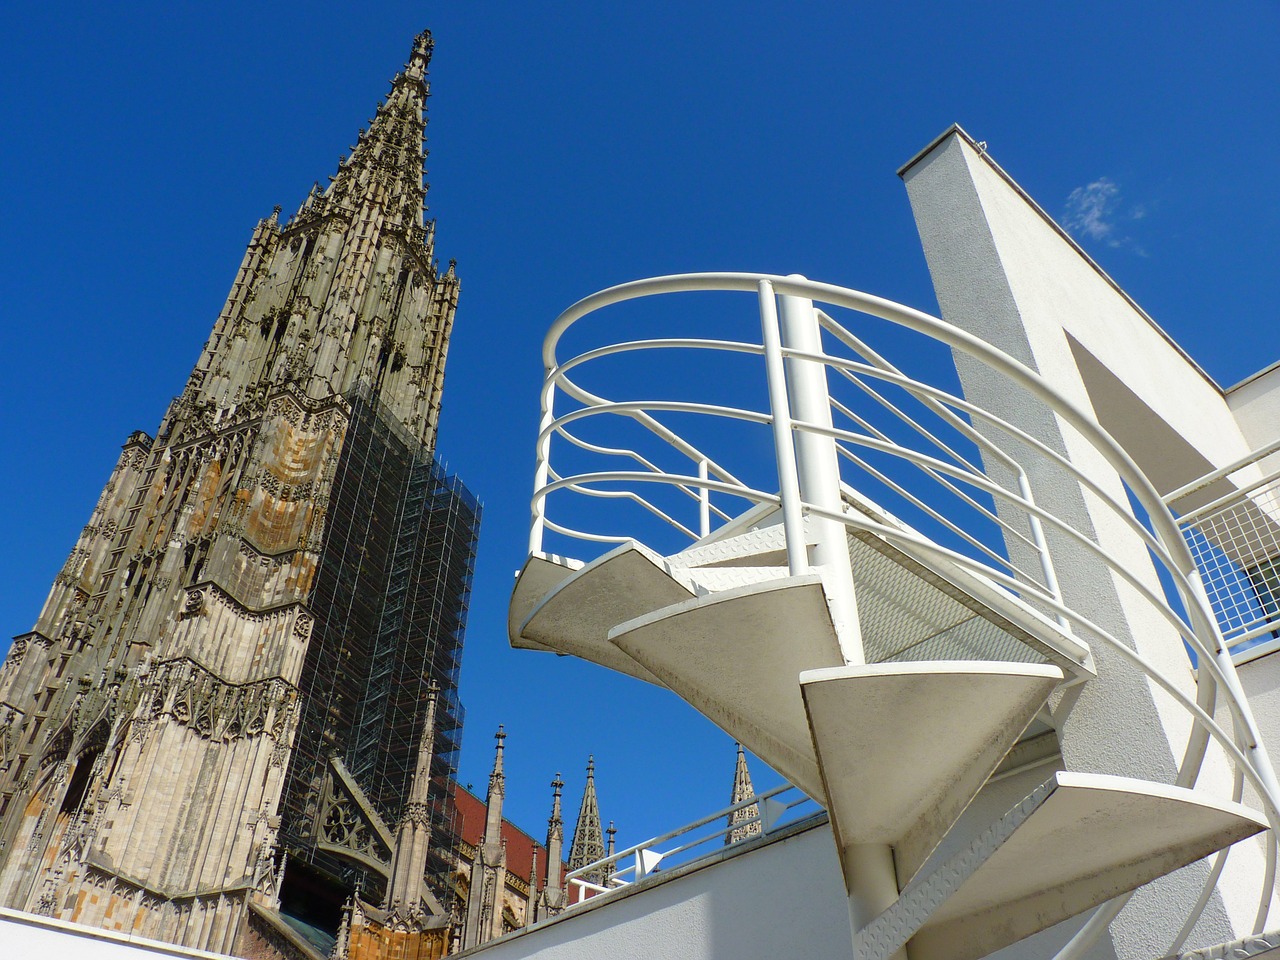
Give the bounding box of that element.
[526,272,1280,948]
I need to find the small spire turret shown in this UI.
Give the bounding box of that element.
[463,725,509,948]
[540,773,566,916]
[726,743,762,845]
[406,29,434,81]
[568,756,606,885]
[385,685,438,912]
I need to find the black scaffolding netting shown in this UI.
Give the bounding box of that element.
[278,385,480,930]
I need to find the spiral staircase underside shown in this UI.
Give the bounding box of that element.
[509,500,1268,959]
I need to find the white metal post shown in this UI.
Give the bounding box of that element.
[778,279,902,958]
[529,381,556,555]
[758,279,809,576]
[698,458,711,538]
[778,280,864,663]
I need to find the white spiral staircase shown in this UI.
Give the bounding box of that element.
[508,274,1280,959]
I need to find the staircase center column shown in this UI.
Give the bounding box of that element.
[777,278,862,662]
[777,279,902,955]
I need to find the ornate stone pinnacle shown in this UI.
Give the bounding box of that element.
[406,30,434,80]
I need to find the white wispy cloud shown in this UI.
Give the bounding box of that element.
[1064,178,1120,243]
[1063,177,1148,255]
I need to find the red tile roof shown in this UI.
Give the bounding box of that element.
[450,782,566,891]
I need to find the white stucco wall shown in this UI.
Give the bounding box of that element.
[1240,648,1280,764]
[900,127,1272,955]
[461,820,855,960]
[1227,364,1280,481]
[0,907,236,960]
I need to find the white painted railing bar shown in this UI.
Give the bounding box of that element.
[551,424,736,524]
[537,272,1231,610]
[800,422,1199,647]
[698,459,710,537]
[814,308,1017,470]
[1224,621,1280,649]
[782,345,1188,585]
[547,467,703,541]
[529,273,1280,952]
[757,279,808,576]
[825,356,1067,614]
[824,393,1044,561]
[830,439,1046,590]
[1170,767,1245,952]
[824,367,1058,590]
[1174,466,1280,526]
[829,366,990,485]
[820,304,1068,616]
[539,517,632,546]
[555,783,814,906]
[548,371,754,489]
[567,783,803,880]
[1165,435,1280,506]
[828,382,1028,547]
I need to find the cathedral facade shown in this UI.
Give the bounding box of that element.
[0,30,479,959]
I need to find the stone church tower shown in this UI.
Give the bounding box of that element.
[0,30,478,959]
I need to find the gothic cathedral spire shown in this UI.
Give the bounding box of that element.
[568,756,607,886]
[463,727,509,948]
[0,31,479,957]
[184,27,458,451]
[726,742,762,844]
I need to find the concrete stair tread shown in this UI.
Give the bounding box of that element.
[800,661,1064,887]
[609,575,845,800]
[508,552,583,653]
[669,522,793,569]
[516,541,695,684]
[682,565,791,593]
[857,771,1269,960]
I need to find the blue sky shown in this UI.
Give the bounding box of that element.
[1,2,1277,850]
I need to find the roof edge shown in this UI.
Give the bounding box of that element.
[1226,358,1280,395]
[898,125,1223,395]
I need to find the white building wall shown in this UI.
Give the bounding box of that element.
[1240,650,1280,765]
[901,127,1273,956]
[0,907,236,960]
[1227,363,1280,479]
[461,821,855,960]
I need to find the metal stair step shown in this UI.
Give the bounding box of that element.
[856,771,1268,960]
[800,661,1065,887]
[507,552,583,653]
[515,542,695,684]
[608,575,845,800]
[667,521,795,570]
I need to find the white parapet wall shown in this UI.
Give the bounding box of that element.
[460,819,856,960]
[460,780,1149,960]
[1240,649,1280,765]
[0,906,238,960]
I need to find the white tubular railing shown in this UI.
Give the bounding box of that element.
[526,273,1280,949]
[555,783,819,913]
